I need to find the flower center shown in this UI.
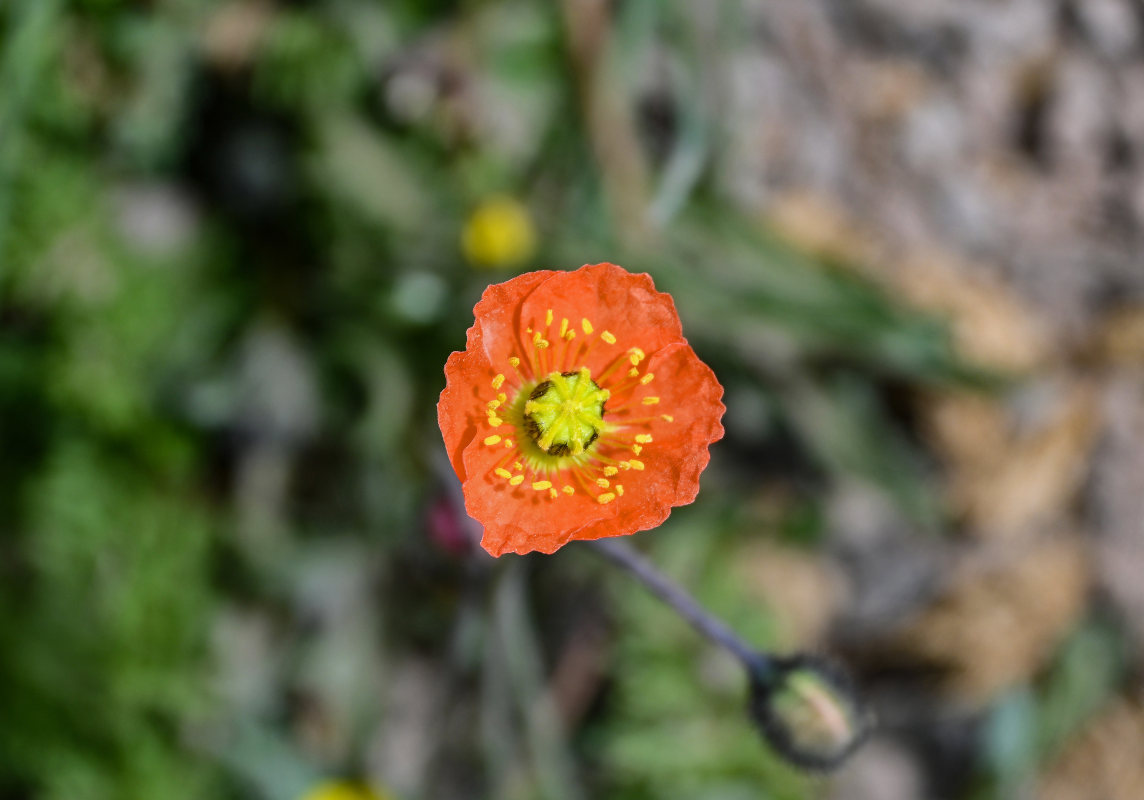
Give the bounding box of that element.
[522,368,609,457]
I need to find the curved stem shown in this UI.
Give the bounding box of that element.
[586,537,774,680]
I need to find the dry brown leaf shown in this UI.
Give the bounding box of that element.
[1088,304,1144,366]
[734,541,846,649]
[888,536,1089,702]
[768,191,885,268]
[1091,376,1144,657]
[1038,694,1144,800]
[921,390,1010,473]
[896,250,1049,374]
[958,382,1099,539]
[768,193,1050,374]
[201,1,273,72]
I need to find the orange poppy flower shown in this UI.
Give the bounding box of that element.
[438,263,725,556]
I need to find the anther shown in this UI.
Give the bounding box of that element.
[560,318,569,338]
[628,347,645,365]
[581,318,594,335]
[532,481,552,491]
[661,414,674,422]
[492,374,505,389]
[504,439,514,448]
[632,445,642,455]
[509,357,520,368]
[629,459,645,470]
[597,493,616,505]
[488,399,501,410]
[635,434,653,443]
[546,309,553,326]
[495,468,512,480]
[549,488,557,499]
[537,428,557,452]
[601,331,617,344]
[484,435,502,446]
[628,368,639,377]
[641,373,655,385]
[488,416,504,427]
[616,484,624,496]
[562,486,575,495]
[513,462,523,471]
[642,396,660,405]
[603,466,619,476]
[509,475,524,486]
[596,478,610,488]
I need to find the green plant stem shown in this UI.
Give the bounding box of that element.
[586,537,774,681]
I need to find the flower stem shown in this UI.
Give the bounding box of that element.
[586,537,774,681]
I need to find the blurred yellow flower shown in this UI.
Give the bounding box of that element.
[300,780,390,800]
[461,195,537,269]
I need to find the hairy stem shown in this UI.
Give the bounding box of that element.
[586,537,773,680]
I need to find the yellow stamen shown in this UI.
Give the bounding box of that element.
[495,468,512,480]
[564,330,575,341]
[498,393,507,403]
[536,428,557,452]
[546,309,554,326]
[533,332,549,349]
[635,434,653,443]
[504,439,514,448]
[492,374,505,389]
[641,373,655,385]
[509,356,520,368]
[532,480,552,491]
[629,459,645,470]
[513,462,523,471]
[601,330,616,344]
[488,399,502,410]
[597,493,616,505]
[581,318,594,335]
[628,368,639,378]
[484,434,502,446]
[661,414,674,422]
[603,466,619,476]
[549,487,558,499]
[628,347,645,365]
[509,474,524,486]
[642,396,660,405]
[488,416,504,427]
[562,486,575,495]
[616,484,624,496]
[620,461,631,470]
[632,444,643,455]
[560,318,568,338]
[596,478,610,488]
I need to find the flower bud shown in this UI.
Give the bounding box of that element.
[748,655,872,770]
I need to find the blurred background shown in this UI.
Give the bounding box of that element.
[3,0,1144,798]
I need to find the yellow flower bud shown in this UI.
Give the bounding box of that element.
[299,780,390,800]
[461,195,537,269]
